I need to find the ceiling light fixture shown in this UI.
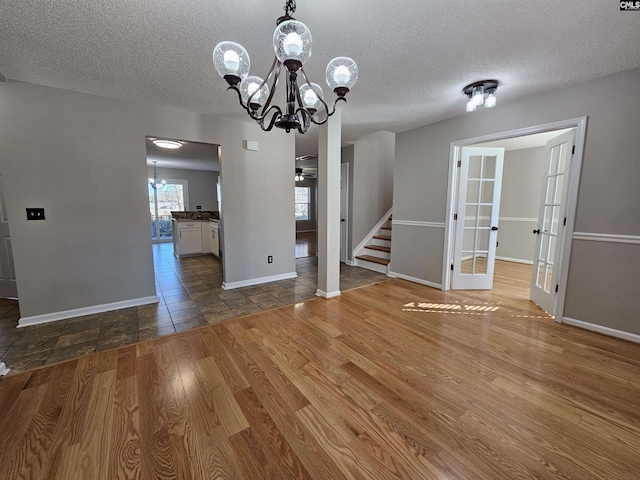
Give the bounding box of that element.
[463,80,499,112]
[152,139,182,149]
[212,0,358,134]
[295,168,304,181]
[149,161,166,190]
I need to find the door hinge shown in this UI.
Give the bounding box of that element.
[454,213,458,220]
[563,217,567,226]
[572,145,575,155]
[496,241,499,247]
[555,284,559,293]
[457,160,461,168]
[451,264,454,271]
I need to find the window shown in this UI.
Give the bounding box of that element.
[295,186,310,221]
[148,180,189,239]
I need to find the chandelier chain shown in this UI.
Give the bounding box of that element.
[284,0,296,17]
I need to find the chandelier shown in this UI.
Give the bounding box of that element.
[212,0,358,134]
[463,80,499,112]
[149,161,166,190]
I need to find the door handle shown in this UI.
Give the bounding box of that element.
[533,229,540,234]
[341,219,345,222]
[491,226,498,231]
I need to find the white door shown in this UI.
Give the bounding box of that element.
[340,163,348,263]
[452,147,505,289]
[0,176,18,298]
[530,130,575,315]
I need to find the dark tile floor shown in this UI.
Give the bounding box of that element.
[0,242,388,374]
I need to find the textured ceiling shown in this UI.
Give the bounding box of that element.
[1,1,639,157]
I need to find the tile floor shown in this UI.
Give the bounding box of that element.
[0,243,388,374]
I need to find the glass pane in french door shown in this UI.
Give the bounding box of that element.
[461,155,496,276]
[535,142,565,292]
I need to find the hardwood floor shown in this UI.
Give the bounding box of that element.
[1,277,639,479]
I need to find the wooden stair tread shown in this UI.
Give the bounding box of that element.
[355,255,390,266]
[373,235,391,241]
[365,245,391,253]
[381,226,392,230]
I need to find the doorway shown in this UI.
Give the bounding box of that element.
[145,137,219,243]
[443,117,587,321]
[0,175,17,298]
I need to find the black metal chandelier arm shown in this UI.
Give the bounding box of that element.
[259,107,284,132]
[299,96,347,126]
[228,85,281,123]
[296,108,311,134]
[260,60,282,117]
[228,85,249,111]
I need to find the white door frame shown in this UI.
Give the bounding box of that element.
[442,117,587,322]
[340,162,349,264]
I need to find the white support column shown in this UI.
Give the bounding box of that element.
[316,106,342,298]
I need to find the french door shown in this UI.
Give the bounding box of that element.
[452,147,505,289]
[530,130,575,315]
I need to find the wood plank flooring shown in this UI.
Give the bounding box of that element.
[1,276,640,479]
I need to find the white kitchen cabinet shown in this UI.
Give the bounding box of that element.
[210,221,220,258]
[173,221,203,257]
[201,223,212,254]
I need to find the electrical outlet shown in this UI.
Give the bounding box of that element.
[26,208,45,220]
[268,255,273,263]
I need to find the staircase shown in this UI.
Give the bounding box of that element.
[354,215,392,274]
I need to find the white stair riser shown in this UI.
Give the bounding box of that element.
[371,238,391,247]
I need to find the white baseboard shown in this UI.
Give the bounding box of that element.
[316,289,341,299]
[562,317,640,344]
[222,271,298,290]
[18,295,160,328]
[496,256,534,265]
[345,259,354,266]
[387,271,442,290]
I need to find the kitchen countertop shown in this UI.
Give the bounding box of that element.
[171,211,218,220]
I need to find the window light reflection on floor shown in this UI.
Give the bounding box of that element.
[402,301,500,315]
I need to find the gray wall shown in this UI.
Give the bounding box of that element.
[496,146,547,262]
[147,166,219,211]
[218,120,296,285]
[392,67,640,335]
[345,131,395,258]
[295,177,317,232]
[0,80,295,318]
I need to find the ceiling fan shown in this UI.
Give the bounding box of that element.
[295,167,316,181]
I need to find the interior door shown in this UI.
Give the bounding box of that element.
[452,147,505,289]
[340,163,348,263]
[0,175,18,298]
[530,129,575,315]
